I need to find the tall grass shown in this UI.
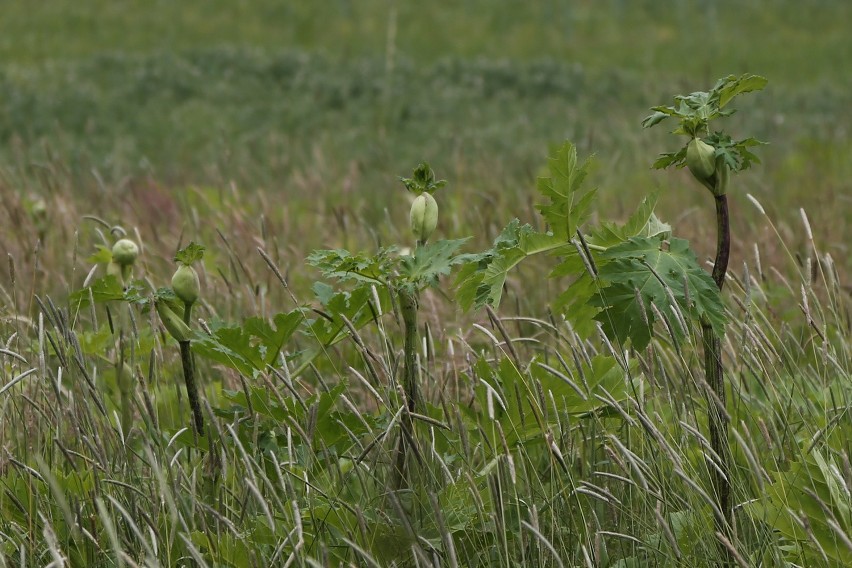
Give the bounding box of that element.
[1,156,849,565]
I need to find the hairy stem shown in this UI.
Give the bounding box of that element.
[705,193,732,560]
[180,302,204,435]
[399,289,419,412]
[393,286,419,489]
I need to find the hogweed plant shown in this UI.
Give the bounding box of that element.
[643,73,768,557]
[70,239,210,436]
[455,137,735,562]
[109,234,139,431]
[159,242,206,435]
[308,163,467,488]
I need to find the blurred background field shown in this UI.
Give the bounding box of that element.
[1,0,850,303]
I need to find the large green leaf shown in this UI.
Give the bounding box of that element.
[590,236,726,350]
[550,254,601,338]
[536,141,596,239]
[715,73,768,109]
[531,354,639,417]
[305,283,389,346]
[68,275,146,309]
[192,310,304,376]
[588,191,671,248]
[746,451,852,565]
[306,246,399,286]
[455,141,597,311]
[455,220,569,310]
[399,237,470,285]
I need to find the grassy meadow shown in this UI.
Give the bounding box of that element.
[0,1,850,566]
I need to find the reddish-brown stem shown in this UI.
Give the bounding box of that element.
[704,193,732,564]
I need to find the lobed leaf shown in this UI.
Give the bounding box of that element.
[192,309,305,376]
[399,238,470,286]
[590,236,726,350]
[175,241,205,266]
[536,141,596,239]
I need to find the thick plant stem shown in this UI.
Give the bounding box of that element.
[705,193,732,560]
[710,195,731,290]
[393,286,419,489]
[180,302,204,436]
[399,289,419,412]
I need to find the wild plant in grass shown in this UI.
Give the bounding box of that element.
[642,73,767,554]
[454,138,735,563]
[160,242,205,435]
[6,71,851,565]
[109,234,140,431]
[307,163,467,488]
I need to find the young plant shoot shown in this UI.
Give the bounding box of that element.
[108,235,140,430]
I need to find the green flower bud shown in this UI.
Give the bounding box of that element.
[117,362,134,395]
[713,155,730,196]
[31,198,47,220]
[172,264,200,305]
[112,239,139,266]
[409,193,438,243]
[156,301,193,343]
[685,138,716,191]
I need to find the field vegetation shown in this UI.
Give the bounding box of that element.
[0,1,850,566]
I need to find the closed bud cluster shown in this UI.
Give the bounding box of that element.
[110,238,139,283]
[112,239,139,266]
[685,138,731,196]
[172,264,201,305]
[685,138,716,190]
[410,193,438,243]
[156,301,193,343]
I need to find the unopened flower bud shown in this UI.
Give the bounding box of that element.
[172,264,201,306]
[409,193,438,243]
[112,239,139,266]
